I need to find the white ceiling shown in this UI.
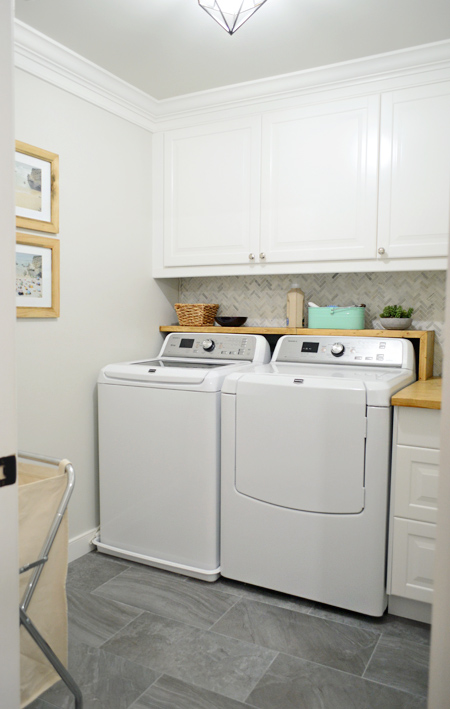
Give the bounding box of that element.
[15,0,450,100]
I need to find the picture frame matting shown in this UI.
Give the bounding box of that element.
[15,141,59,234]
[16,233,60,318]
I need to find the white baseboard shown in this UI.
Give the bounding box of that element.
[68,527,99,562]
[388,595,432,624]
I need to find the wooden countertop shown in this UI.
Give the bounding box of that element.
[392,377,442,410]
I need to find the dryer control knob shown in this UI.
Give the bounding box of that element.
[331,342,345,357]
[202,339,215,352]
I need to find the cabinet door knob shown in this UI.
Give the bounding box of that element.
[259,252,266,260]
[249,253,255,260]
[378,247,386,255]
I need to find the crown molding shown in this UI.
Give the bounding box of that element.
[159,39,450,121]
[14,20,159,132]
[14,20,450,130]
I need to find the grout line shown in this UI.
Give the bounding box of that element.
[241,652,280,706]
[125,673,164,709]
[362,633,382,678]
[207,595,242,631]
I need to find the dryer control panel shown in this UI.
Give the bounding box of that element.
[161,333,257,361]
[274,336,412,368]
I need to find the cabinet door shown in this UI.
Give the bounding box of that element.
[391,518,436,603]
[260,95,379,263]
[163,118,261,267]
[378,81,450,259]
[394,445,440,524]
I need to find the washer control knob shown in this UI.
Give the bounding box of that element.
[202,339,215,352]
[331,342,345,357]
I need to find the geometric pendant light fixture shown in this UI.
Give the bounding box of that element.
[198,0,269,35]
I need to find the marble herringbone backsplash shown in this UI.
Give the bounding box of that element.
[179,271,446,375]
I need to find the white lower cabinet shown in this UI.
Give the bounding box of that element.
[388,406,441,620]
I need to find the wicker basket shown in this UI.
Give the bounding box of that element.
[174,303,219,326]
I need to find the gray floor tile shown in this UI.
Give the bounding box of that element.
[246,653,427,709]
[212,598,379,675]
[67,550,129,593]
[364,635,430,697]
[309,603,431,645]
[186,576,314,614]
[130,674,251,708]
[101,611,277,702]
[67,587,144,647]
[39,640,159,709]
[24,700,58,709]
[93,565,239,629]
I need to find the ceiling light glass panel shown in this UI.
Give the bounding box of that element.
[199,0,268,35]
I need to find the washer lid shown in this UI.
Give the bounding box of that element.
[101,359,233,385]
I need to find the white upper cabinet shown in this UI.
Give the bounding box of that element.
[260,96,380,262]
[378,81,450,260]
[163,117,261,267]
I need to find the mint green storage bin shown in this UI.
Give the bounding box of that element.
[308,306,365,329]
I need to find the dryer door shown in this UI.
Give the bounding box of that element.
[234,375,367,514]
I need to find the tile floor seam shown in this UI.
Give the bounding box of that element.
[241,651,281,706]
[141,671,261,708]
[82,563,133,594]
[258,649,381,681]
[358,672,428,699]
[361,632,383,678]
[207,625,375,679]
[126,672,165,709]
[207,594,243,631]
[94,608,147,650]
[96,604,236,642]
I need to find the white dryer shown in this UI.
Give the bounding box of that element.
[221,335,416,615]
[97,332,270,581]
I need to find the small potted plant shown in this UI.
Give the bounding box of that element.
[379,305,414,330]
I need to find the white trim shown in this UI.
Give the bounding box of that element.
[13,20,450,130]
[14,20,158,132]
[94,538,220,582]
[388,595,432,624]
[68,526,98,562]
[159,40,450,120]
[153,256,448,279]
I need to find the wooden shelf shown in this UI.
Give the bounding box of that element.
[160,326,434,381]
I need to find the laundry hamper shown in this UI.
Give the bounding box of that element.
[18,452,82,708]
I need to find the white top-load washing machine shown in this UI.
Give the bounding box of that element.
[97,332,270,581]
[221,335,416,615]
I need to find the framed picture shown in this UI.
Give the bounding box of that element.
[16,233,60,318]
[15,141,59,234]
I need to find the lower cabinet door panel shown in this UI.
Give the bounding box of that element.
[391,517,436,603]
[393,445,440,523]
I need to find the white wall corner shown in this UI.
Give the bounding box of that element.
[14,19,159,132]
[68,526,99,562]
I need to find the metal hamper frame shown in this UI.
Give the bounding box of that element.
[18,451,83,708]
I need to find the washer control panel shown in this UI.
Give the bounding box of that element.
[274,336,406,367]
[161,333,257,361]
